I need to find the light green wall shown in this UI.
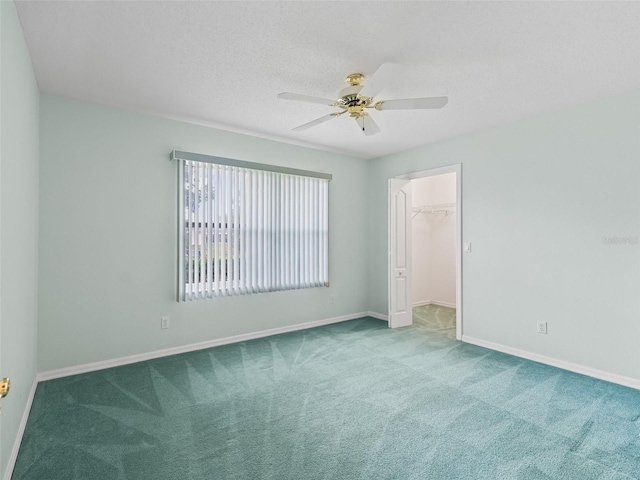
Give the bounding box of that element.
[368,90,640,379]
[0,1,40,475]
[39,89,640,383]
[38,94,369,371]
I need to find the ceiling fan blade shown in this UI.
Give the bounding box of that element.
[278,92,336,106]
[377,96,448,110]
[359,63,406,99]
[292,113,339,132]
[355,115,381,136]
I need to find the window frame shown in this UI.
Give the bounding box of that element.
[172,150,332,301]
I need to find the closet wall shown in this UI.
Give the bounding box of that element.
[411,173,456,308]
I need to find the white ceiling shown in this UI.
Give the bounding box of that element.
[15,1,640,159]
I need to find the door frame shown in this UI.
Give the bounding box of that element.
[388,164,463,340]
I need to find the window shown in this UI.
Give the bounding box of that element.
[173,151,331,300]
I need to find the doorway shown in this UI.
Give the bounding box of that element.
[388,165,462,339]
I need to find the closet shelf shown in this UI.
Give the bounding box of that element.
[412,203,456,218]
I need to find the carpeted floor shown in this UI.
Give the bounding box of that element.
[413,304,456,337]
[12,316,640,479]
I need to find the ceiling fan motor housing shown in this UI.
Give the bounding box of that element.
[337,84,371,117]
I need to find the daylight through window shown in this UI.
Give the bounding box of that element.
[176,154,330,300]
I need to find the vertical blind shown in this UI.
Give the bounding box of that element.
[176,154,330,301]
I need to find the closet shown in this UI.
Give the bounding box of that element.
[410,173,457,329]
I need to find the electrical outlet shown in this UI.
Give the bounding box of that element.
[161,316,170,329]
[536,321,547,334]
[330,295,335,304]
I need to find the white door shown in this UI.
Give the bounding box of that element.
[389,178,412,328]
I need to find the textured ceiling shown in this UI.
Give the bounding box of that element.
[15,1,640,159]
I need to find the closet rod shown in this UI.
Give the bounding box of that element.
[412,203,456,219]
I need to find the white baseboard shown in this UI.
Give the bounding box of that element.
[412,300,456,309]
[38,312,372,382]
[366,311,389,321]
[4,379,38,480]
[432,300,456,309]
[462,335,640,391]
[412,300,431,307]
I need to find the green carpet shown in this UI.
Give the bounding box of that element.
[12,316,640,479]
[413,304,456,337]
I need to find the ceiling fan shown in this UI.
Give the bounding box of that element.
[277,63,448,136]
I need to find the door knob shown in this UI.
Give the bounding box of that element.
[0,378,10,399]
